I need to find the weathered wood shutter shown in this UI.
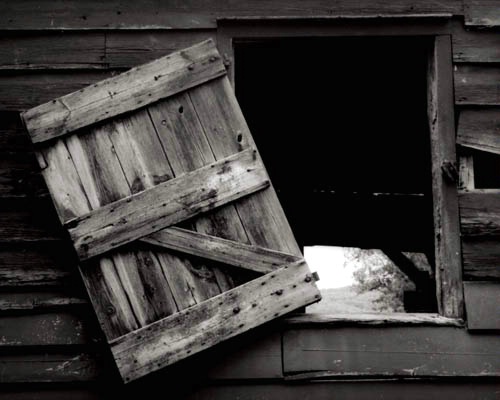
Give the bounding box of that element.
[21,39,321,382]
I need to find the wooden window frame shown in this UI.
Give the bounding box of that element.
[217,16,464,320]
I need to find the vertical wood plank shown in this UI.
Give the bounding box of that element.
[428,35,464,318]
[148,92,253,291]
[189,77,302,255]
[459,155,475,190]
[110,109,223,309]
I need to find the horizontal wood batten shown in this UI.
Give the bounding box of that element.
[0,291,86,311]
[452,24,500,62]
[464,281,500,330]
[111,260,320,382]
[66,148,269,260]
[457,108,500,154]
[22,39,224,143]
[454,65,500,106]
[142,227,300,274]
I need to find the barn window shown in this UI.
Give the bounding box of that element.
[221,18,463,318]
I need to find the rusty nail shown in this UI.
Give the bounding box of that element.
[233,307,240,314]
[304,275,312,283]
[106,306,115,315]
[275,289,283,296]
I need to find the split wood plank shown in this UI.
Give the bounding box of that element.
[22,39,225,143]
[464,281,500,330]
[143,227,300,274]
[111,260,320,383]
[459,191,500,237]
[66,148,269,260]
[457,109,500,155]
[427,35,463,318]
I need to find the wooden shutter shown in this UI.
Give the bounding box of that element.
[21,39,321,382]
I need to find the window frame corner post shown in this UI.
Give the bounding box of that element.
[427,34,464,319]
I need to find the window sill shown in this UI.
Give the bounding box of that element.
[283,312,464,327]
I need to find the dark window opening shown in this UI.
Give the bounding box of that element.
[235,36,437,313]
[470,149,500,188]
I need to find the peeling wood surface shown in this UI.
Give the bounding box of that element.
[457,109,500,155]
[454,65,500,106]
[464,282,500,330]
[111,260,320,382]
[283,325,500,376]
[22,40,225,143]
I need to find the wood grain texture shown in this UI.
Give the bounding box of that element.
[0,152,47,198]
[455,65,500,106]
[452,23,500,62]
[462,237,500,280]
[283,325,500,376]
[0,353,100,383]
[428,36,463,318]
[464,0,500,27]
[459,191,500,236]
[0,32,106,70]
[459,155,475,190]
[464,281,500,329]
[0,291,86,311]
[66,148,269,260]
[181,382,500,400]
[0,312,92,346]
[0,71,114,111]
[111,260,320,382]
[144,227,300,274]
[22,39,224,143]
[457,109,500,155]
[0,0,462,30]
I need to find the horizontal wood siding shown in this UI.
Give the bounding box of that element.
[1,2,499,398]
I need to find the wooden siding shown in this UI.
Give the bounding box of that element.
[0,1,499,398]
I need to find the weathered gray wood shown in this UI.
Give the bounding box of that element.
[111,260,321,382]
[105,108,217,316]
[283,325,500,376]
[459,155,475,190]
[459,191,500,236]
[0,0,462,30]
[189,77,302,256]
[66,148,269,260]
[106,30,215,69]
[0,353,100,383]
[455,65,500,105]
[0,32,106,70]
[452,23,500,62]
[0,210,61,243]
[144,227,300,274]
[464,281,500,330]
[0,71,113,111]
[457,109,500,155]
[462,238,500,280]
[464,0,500,27]
[181,382,500,400]
[285,313,463,326]
[0,112,31,152]
[0,291,86,310]
[0,152,46,198]
[22,39,224,143]
[0,313,91,346]
[428,35,463,318]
